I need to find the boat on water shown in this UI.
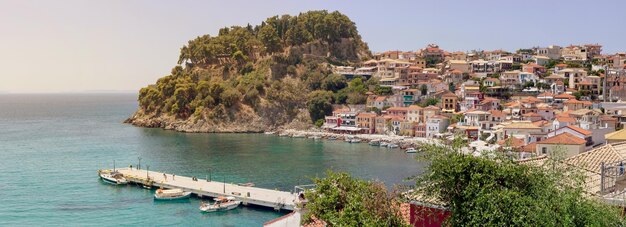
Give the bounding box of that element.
[405,148,417,153]
[387,143,399,148]
[369,140,380,146]
[379,142,388,147]
[99,171,128,185]
[292,134,305,138]
[328,136,337,140]
[278,133,289,137]
[350,139,362,143]
[237,182,255,187]
[264,131,276,135]
[199,196,241,212]
[309,136,322,140]
[154,188,192,201]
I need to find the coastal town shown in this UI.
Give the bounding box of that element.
[313,43,626,159]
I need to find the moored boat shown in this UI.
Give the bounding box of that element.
[154,188,192,200]
[369,140,380,146]
[99,171,128,185]
[264,131,276,135]
[328,136,337,140]
[350,139,361,143]
[387,143,399,148]
[292,134,305,138]
[379,142,388,147]
[405,148,417,153]
[199,196,241,212]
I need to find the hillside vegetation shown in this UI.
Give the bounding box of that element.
[126,10,371,132]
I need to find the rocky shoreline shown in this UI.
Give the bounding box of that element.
[124,109,313,133]
[125,111,440,149]
[272,129,439,150]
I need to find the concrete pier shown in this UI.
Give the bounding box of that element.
[99,168,297,211]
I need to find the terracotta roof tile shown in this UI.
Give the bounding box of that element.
[537,133,586,145]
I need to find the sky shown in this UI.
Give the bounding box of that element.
[1,0,625,93]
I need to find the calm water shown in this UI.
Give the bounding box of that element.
[0,94,423,226]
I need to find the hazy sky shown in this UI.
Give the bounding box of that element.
[1,0,625,93]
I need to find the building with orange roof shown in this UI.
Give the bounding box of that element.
[356,112,377,134]
[423,105,442,123]
[374,115,393,134]
[563,98,586,111]
[552,116,577,130]
[522,63,546,76]
[448,60,471,74]
[386,107,408,119]
[548,125,593,148]
[522,112,542,122]
[406,105,423,123]
[536,133,586,158]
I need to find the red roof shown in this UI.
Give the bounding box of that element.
[556,116,576,123]
[560,125,592,136]
[537,133,586,145]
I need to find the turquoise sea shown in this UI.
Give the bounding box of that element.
[0,94,423,226]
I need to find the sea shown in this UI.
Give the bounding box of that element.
[0,94,423,226]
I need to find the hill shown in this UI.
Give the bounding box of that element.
[125,10,371,132]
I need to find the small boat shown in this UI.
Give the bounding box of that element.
[237,182,255,187]
[405,148,417,153]
[99,171,128,185]
[369,140,380,146]
[278,133,289,137]
[380,142,388,147]
[309,136,321,140]
[200,196,241,212]
[292,134,305,138]
[264,131,276,135]
[154,188,192,200]
[350,139,362,143]
[328,136,337,140]
[387,143,399,148]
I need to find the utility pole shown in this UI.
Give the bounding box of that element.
[223,176,226,193]
[146,165,150,179]
[138,157,142,170]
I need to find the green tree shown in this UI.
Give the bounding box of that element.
[419,97,439,107]
[413,143,625,226]
[307,90,334,122]
[321,74,347,92]
[420,84,428,96]
[303,170,408,226]
[258,25,282,54]
[374,85,393,95]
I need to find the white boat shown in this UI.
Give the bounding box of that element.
[328,136,337,140]
[264,131,276,135]
[99,171,128,185]
[405,148,417,153]
[379,142,388,147]
[200,196,241,212]
[350,139,362,143]
[154,188,192,200]
[387,143,399,148]
[278,133,289,137]
[292,134,305,138]
[309,136,321,140]
[369,140,380,146]
[237,182,255,187]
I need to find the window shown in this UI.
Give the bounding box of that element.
[542,147,547,154]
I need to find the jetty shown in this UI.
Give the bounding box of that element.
[99,168,297,211]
